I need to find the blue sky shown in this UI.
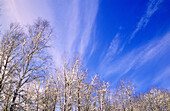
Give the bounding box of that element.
[0,0,170,91]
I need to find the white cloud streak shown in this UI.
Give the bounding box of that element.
[99,0,165,76]
[153,65,170,90]
[79,1,98,56]
[50,0,99,66]
[130,0,163,40]
[0,0,54,27]
[101,33,121,65]
[99,32,170,77]
[153,66,170,84]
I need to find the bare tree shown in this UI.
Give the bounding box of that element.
[0,24,24,110]
[142,88,169,111]
[0,18,52,110]
[9,19,51,110]
[113,79,135,111]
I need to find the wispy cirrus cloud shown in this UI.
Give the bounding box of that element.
[101,33,121,65]
[49,0,99,66]
[99,0,164,72]
[153,65,170,90]
[0,0,54,27]
[154,66,170,83]
[99,31,170,78]
[0,0,99,67]
[78,1,98,56]
[130,0,163,40]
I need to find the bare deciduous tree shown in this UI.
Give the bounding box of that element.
[0,19,52,110]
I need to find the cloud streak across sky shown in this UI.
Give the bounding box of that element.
[100,31,170,76]
[98,0,170,89]
[130,0,163,40]
[100,0,164,67]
